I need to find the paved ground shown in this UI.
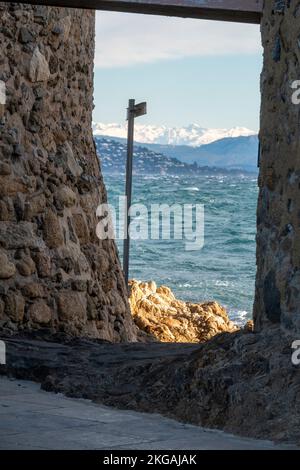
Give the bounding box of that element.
[0,376,295,450]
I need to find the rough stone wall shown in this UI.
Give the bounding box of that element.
[254,0,300,333]
[0,3,136,341]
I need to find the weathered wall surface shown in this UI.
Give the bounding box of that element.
[254,0,300,333]
[1,0,299,341]
[0,3,136,341]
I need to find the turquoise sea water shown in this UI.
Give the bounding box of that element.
[103,173,258,325]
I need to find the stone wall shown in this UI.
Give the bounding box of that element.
[0,3,137,341]
[2,0,300,340]
[254,0,300,333]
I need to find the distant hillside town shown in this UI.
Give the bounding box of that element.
[94,134,259,175]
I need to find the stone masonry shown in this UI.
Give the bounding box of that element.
[1,1,300,447]
[1,0,300,342]
[254,0,300,333]
[0,3,137,341]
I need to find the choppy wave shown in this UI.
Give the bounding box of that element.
[105,172,258,324]
[183,187,200,192]
[228,309,249,326]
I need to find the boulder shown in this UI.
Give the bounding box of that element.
[129,280,238,343]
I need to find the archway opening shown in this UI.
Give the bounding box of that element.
[93,10,262,337]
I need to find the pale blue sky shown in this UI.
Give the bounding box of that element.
[93,12,263,131]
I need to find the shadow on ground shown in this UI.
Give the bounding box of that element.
[0,327,299,446]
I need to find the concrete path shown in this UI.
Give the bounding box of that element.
[0,376,295,450]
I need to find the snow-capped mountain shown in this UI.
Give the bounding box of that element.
[92,122,256,147]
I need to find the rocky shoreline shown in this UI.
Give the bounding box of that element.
[129,280,238,343]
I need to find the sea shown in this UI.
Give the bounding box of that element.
[103,173,258,326]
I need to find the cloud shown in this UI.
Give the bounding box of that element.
[95,11,262,68]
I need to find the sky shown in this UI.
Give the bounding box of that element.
[93,11,263,131]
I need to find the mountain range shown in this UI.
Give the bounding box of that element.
[94,137,258,176]
[144,135,259,172]
[92,122,256,147]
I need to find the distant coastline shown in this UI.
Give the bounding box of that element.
[94,136,259,176]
